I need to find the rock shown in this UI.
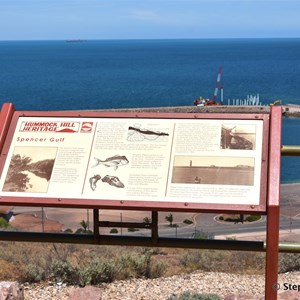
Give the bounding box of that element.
[225,290,300,300]
[0,282,24,300]
[278,290,300,300]
[68,285,102,300]
[224,294,257,300]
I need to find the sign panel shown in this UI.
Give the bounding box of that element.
[0,115,264,207]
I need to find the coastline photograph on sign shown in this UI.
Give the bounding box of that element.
[127,123,170,142]
[2,146,57,193]
[171,156,255,186]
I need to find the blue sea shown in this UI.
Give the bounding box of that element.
[0,38,299,182]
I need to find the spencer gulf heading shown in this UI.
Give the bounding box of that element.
[16,137,65,143]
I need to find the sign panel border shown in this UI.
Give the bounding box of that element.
[0,106,270,213]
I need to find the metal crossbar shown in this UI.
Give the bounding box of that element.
[281,145,300,156]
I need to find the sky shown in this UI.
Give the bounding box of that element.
[0,0,299,40]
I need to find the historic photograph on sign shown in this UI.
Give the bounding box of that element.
[220,124,256,150]
[171,156,255,186]
[2,146,57,193]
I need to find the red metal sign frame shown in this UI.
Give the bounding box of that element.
[0,103,270,213]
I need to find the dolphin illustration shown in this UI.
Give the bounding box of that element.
[92,155,129,170]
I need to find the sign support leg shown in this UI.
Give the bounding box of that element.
[265,206,280,299]
[265,106,282,300]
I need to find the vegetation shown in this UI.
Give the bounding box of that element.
[79,220,89,233]
[167,292,221,300]
[143,217,151,228]
[165,213,174,227]
[218,214,261,223]
[0,242,298,287]
[128,228,139,232]
[0,217,11,229]
[245,215,261,222]
[191,230,214,240]
[183,219,193,225]
[0,243,167,285]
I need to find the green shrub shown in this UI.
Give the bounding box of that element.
[79,258,116,286]
[278,253,300,273]
[167,291,221,300]
[116,252,151,279]
[51,259,80,284]
[128,228,139,232]
[245,215,261,222]
[191,230,214,240]
[110,228,118,234]
[183,219,193,225]
[0,217,11,228]
[24,263,46,283]
[226,236,237,240]
[149,260,168,278]
[224,217,235,222]
[179,250,265,274]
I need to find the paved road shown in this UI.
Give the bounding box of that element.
[10,206,300,240]
[157,214,300,239]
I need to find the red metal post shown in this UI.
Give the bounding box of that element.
[265,106,282,299]
[0,103,15,153]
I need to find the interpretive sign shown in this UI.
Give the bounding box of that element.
[0,107,269,211]
[0,104,282,300]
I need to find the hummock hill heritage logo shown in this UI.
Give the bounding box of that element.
[19,121,81,133]
[80,122,93,133]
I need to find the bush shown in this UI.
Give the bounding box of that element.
[110,228,118,234]
[179,250,265,274]
[183,219,193,225]
[149,260,168,278]
[24,263,46,283]
[128,228,139,232]
[278,253,300,273]
[191,230,214,240]
[116,252,151,279]
[0,217,11,228]
[51,259,80,284]
[245,215,261,222]
[0,259,20,281]
[79,257,116,286]
[167,291,221,300]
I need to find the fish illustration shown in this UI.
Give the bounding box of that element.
[89,174,101,191]
[102,175,125,188]
[92,155,129,170]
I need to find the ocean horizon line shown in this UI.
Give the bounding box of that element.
[1,37,300,43]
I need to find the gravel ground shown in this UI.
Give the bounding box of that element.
[23,271,300,300]
[24,282,70,300]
